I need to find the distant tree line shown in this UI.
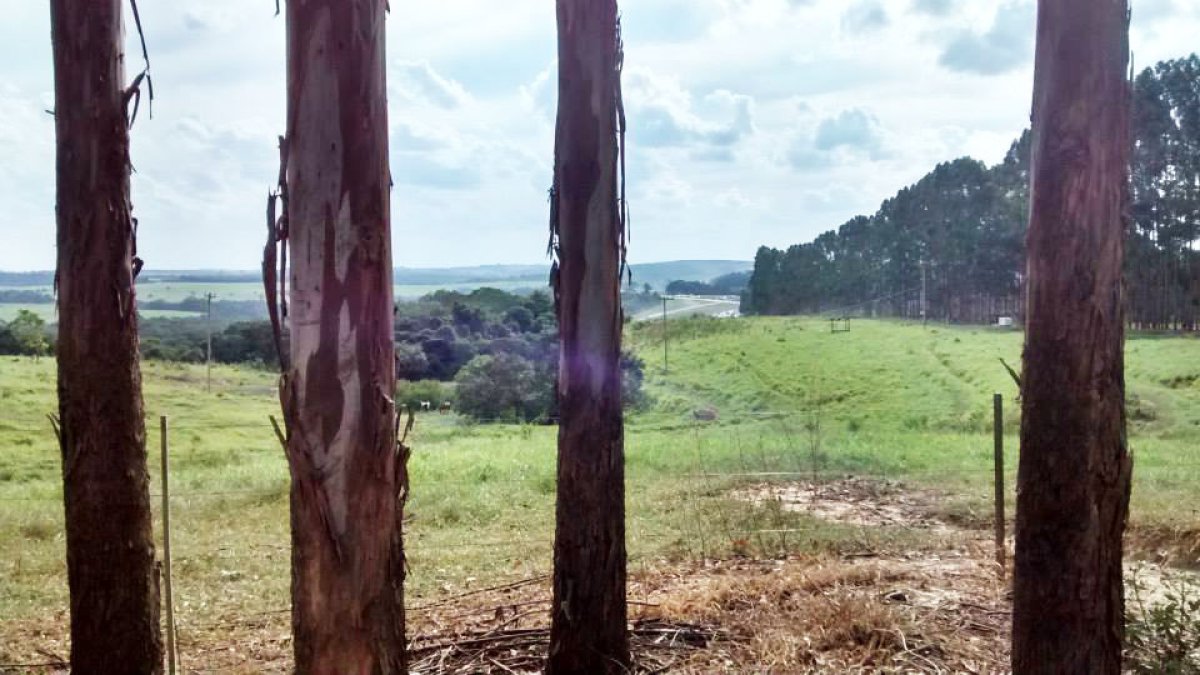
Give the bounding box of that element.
[665,271,751,296]
[0,289,266,321]
[0,289,55,304]
[744,55,1200,330]
[15,286,647,423]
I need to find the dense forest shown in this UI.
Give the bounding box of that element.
[744,55,1200,330]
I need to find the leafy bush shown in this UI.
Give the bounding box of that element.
[1126,571,1200,674]
[0,310,50,357]
[0,321,21,355]
[395,342,429,380]
[212,321,277,365]
[621,352,649,410]
[454,353,549,423]
[454,349,647,423]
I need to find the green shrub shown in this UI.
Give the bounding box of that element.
[1126,571,1200,674]
[454,353,549,423]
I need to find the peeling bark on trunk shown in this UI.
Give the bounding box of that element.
[1013,1,1133,672]
[50,1,163,672]
[280,2,404,672]
[546,1,630,673]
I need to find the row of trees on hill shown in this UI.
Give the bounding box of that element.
[665,270,751,296]
[744,55,1200,330]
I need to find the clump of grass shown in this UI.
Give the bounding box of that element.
[19,520,59,542]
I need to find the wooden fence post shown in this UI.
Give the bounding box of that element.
[160,415,177,674]
[993,394,1005,577]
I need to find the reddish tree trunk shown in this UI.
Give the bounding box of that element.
[50,1,163,672]
[280,1,404,672]
[546,1,630,673]
[1013,1,1133,672]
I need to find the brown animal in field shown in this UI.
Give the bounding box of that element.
[693,407,718,421]
[439,401,452,414]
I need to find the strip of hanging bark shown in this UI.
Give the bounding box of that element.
[1012,1,1134,672]
[126,0,153,120]
[268,415,287,454]
[275,135,290,322]
[614,16,630,286]
[547,1,630,672]
[46,414,62,447]
[122,70,146,129]
[263,136,291,373]
[263,192,284,371]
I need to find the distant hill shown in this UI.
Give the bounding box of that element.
[0,260,752,294]
[0,271,54,287]
[625,260,753,291]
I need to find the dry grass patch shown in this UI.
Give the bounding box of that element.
[635,549,1010,673]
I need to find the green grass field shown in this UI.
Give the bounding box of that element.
[0,304,56,322]
[1,317,1197,636]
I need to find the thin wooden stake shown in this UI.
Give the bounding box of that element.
[205,293,214,393]
[662,295,668,374]
[160,415,177,674]
[993,393,1005,578]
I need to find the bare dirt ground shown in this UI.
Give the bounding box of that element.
[3,478,1195,673]
[731,477,958,534]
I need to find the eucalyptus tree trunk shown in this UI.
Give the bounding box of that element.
[546,1,630,672]
[279,1,404,671]
[50,1,163,672]
[1013,0,1133,672]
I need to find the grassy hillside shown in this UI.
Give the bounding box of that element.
[631,316,1200,532]
[1,317,1197,638]
[633,316,1200,430]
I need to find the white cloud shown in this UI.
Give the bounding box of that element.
[393,60,473,109]
[0,0,1196,270]
[842,1,889,33]
[938,2,1035,75]
[625,68,755,153]
[912,0,953,17]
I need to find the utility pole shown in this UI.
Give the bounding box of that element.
[662,295,668,374]
[205,292,213,392]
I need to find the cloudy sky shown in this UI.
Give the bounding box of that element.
[1,0,1197,271]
